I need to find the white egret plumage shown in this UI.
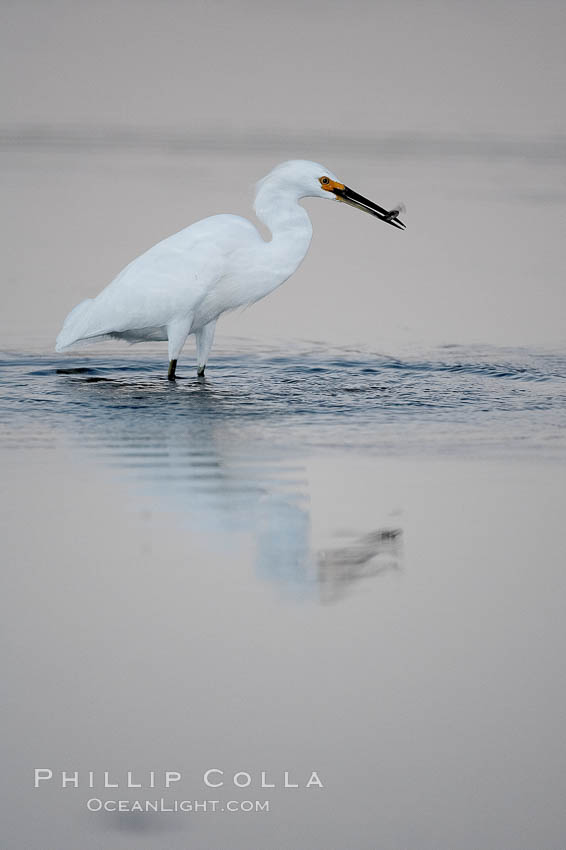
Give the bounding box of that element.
[55,160,405,379]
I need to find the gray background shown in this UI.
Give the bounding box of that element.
[1,0,565,351]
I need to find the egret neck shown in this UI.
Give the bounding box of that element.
[253,181,313,297]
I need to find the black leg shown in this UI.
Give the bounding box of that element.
[168,359,177,381]
[197,365,205,378]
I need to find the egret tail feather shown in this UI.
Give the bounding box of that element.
[55,299,96,351]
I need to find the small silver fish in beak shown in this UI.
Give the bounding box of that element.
[319,177,406,230]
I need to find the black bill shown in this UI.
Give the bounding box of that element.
[333,186,406,230]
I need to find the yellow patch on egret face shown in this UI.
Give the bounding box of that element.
[319,176,345,192]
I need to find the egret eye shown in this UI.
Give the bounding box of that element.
[320,177,330,185]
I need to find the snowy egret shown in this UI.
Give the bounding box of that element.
[56,160,405,380]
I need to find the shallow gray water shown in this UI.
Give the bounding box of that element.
[3,342,566,456]
[3,342,565,598]
[2,340,566,850]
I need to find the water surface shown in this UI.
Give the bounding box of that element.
[2,341,566,849]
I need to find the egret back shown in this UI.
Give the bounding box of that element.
[55,215,261,350]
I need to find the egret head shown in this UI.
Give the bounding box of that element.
[255,160,405,229]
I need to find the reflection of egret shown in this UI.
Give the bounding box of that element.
[318,529,402,604]
[60,372,315,589]
[56,161,405,379]
[57,372,401,599]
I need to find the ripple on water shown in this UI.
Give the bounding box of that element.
[1,342,564,595]
[0,344,565,458]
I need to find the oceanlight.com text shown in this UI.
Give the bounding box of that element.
[86,798,270,813]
